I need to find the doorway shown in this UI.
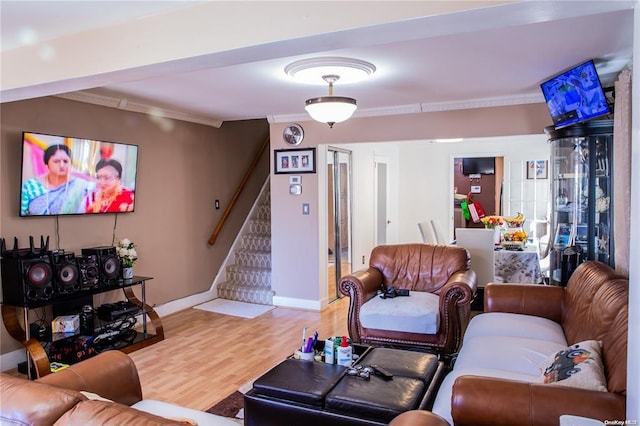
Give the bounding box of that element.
[327,148,352,302]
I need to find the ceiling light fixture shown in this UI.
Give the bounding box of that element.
[286,57,376,128]
[305,75,357,128]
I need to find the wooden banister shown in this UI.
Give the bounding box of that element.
[208,134,270,245]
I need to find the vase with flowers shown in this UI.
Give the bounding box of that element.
[480,216,504,245]
[117,238,137,279]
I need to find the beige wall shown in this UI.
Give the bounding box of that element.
[0,97,269,355]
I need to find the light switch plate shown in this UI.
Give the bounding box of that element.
[302,203,310,215]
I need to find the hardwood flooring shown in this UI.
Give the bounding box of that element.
[127,297,349,411]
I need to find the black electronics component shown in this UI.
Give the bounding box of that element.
[97,301,139,321]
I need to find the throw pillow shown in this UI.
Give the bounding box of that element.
[540,340,607,392]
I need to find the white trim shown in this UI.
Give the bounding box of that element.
[273,295,323,311]
[55,91,224,128]
[268,93,544,124]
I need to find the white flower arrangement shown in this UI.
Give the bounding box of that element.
[117,238,137,268]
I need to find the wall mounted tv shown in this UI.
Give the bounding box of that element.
[462,157,495,175]
[20,132,138,217]
[540,59,611,130]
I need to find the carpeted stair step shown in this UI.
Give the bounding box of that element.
[246,218,271,235]
[235,249,271,269]
[217,281,274,305]
[241,234,270,251]
[225,265,271,287]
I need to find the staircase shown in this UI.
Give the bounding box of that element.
[216,183,274,305]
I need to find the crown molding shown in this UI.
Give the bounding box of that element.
[268,93,544,123]
[55,91,224,128]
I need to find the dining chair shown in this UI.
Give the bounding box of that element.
[454,228,495,288]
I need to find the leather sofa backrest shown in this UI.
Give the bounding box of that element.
[561,261,628,394]
[370,244,470,293]
[1,373,87,424]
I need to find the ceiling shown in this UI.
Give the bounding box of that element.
[0,1,635,127]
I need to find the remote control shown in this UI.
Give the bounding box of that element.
[395,289,410,296]
[370,364,394,380]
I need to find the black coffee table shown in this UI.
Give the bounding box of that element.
[244,346,445,426]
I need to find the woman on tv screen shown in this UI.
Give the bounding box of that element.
[21,144,92,215]
[85,159,135,213]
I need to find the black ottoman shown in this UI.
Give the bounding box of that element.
[244,347,444,426]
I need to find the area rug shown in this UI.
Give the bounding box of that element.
[194,299,275,319]
[206,375,257,424]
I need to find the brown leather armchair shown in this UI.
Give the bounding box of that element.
[339,244,477,355]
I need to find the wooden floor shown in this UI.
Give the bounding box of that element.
[127,297,350,411]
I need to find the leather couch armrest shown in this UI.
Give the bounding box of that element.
[389,410,450,426]
[38,350,143,406]
[484,283,564,323]
[436,269,477,353]
[451,376,626,426]
[442,270,477,302]
[339,268,383,342]
[55,400,179,425]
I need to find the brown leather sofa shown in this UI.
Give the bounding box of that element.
[388,260,629,426]
[0,350,236,425]
[339,244,477,355]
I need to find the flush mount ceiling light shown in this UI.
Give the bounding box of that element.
[286,57,376,128]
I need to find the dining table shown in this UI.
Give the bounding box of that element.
[493,243,543,284]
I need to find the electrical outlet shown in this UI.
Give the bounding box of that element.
[302,203,310,215]
[471,186,481,193]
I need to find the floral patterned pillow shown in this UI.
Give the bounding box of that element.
[540,340,607,392]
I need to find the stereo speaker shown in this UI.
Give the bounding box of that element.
[0,257,54,306]
[81,246,121,286]
[77,254,100,290]
[50,251,81,296]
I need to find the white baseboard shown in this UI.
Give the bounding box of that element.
[273,296,324,311]
[0,348,27,373]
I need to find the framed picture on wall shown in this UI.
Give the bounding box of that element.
[527,160,548,179]
[274,148,316,174]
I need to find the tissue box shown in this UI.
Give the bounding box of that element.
[52,315,80,333]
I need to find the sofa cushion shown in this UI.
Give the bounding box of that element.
[540,340,607,392]
[454,335,567,377]
[464,312,567,345]
[359,291,440,334]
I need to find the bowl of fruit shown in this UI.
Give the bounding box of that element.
[503,213,526,228]
[502,230,528,250]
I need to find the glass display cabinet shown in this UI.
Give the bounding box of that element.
[545,119,614,285]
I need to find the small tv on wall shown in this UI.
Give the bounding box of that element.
[462,157,495,175]
[20,132,138,217]
[540,59,611,129]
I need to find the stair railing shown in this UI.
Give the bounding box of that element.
[208,134,270,245]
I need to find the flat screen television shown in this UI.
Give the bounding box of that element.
[540,59,611,129]
[462,157,495,175]
[20,132,138,216]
